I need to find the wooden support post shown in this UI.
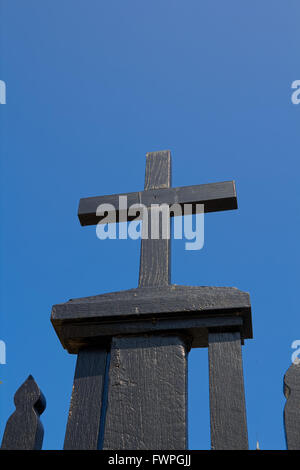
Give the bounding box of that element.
[284,360,300,450]
[208,331,248,450]
[103,151,189,449]
[103,334,189,450]
[64,347,108,450]
[1,375,46,450]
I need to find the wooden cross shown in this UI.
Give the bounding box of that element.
[78,150,237,287]
[51,150,252,450]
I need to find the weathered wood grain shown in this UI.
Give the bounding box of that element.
[51,285,252,353]
[78,181,237,226]
[55,315,244,354]
[64,347,108,449]
[284,360,300,449]
[144,150,172,190]
[52,285,251,319]
[63,284,250,306]
[138,151,171,287]
[103,334,189,450]
[1,375,46,450]
[208,332,248,450]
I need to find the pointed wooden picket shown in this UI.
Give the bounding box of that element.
[1,375,46,450]
[284,360,300,450]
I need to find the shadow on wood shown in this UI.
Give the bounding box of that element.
[64,347,108,450]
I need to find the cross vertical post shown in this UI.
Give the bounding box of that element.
[138,150,171,287]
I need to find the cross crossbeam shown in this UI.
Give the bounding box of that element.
[78,180,237,226]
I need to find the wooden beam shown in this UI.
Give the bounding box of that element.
[51,285,252,353]
[208,332,248,450]
[52,285,251,321]
[55,315,244,354]
[139,150,171,287]
[103,335,189,449]
[64,347,108,449]
[78,180,237,226]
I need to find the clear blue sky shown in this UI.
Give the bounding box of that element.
[0,1,300,450]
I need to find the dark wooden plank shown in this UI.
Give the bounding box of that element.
[64,347,108,449]
[52,285,251,319]
[55,316,244,354]
[103,334,189,450]
[51,285,252,353]
[1,375,46,450]
[78,180,237,226]
[139,151,171,287]
[284,360,300,449]
[208,331,248,450]
[144,150,172,190]
[64,284,250,305]
[61,315,243,337]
